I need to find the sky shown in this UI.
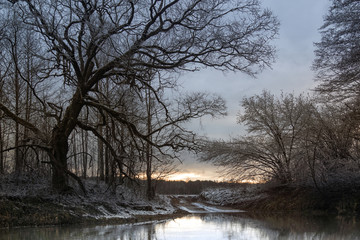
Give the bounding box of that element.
[167,0,331,181]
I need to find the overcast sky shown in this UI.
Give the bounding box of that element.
[168,0,331,181]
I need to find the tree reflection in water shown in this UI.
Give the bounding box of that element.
[1,213,360,240]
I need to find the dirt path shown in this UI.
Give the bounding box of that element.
[169,195,244,213]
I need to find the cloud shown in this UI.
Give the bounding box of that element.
[175,0,330,180]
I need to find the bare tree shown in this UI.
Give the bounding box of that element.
[0,31,6,175]
[0,81,4,175]
[201,91,315,184]
[313,0,360,189]
[0,6,52,177]
[305,102,360,189]
[313,0,360,99]
[0,0,278,192]
[3,11,25,175]
[145,84,154,199]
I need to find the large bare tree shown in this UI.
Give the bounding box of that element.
[0,0,279,192]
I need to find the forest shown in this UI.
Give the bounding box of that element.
[0,0,278,200]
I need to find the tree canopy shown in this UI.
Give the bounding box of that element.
[0,0,279,192]
[313,0,360,99]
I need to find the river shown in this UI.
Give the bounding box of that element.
[0,212,359,240]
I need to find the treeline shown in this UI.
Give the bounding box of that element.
[0,0,278,198]
[202,0,360,192]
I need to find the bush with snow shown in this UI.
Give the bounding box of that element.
[200,185,267,206]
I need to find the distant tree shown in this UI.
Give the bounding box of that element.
[0,22,6,175]
[313,0,360,99]
[0,10,46,176]
[141,84,227,199]
[0,0,278,192]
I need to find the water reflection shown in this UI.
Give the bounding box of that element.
[1,213,360,240]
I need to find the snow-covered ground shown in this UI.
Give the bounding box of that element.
[0,174,176,222]
[200,185,268,206]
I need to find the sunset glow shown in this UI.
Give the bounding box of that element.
[165,172,264,183]
[166,172,212,181]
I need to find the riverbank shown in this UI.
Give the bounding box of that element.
[2,174,360,228]
[0,195,188,228]
[0,175,186,228]
[200,184,360,216]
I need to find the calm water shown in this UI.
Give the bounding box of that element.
[1,213,360,240]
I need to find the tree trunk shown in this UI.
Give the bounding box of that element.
[105,125,110,184]
[14,34,23,175]
[146,152,154,200]
[14,122,22,174]
[72,133,78,176]
[146,87,154,200]
[0,81,3,174]
[98,125,104,181]
[81,129,88,179]
[51,129,69,192]
[118,125,125,184]
[49,88,85,192]
[23,51,32,169]
[0,116,3,174]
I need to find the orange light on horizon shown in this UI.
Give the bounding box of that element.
[165,172,264,183]
[240,179,262,184]
[141,171,264,183]
[166,172,216,181]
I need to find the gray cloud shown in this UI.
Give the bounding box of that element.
[173,0,331,180]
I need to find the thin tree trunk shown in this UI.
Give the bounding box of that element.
[23,44,32,169]
[146,144,153,199]
[14,54,23,175]
[104,80,110,184]
[11,23,23,175]
[118,125,125,184]
[0,77,3,174]
[98,124,104,181]
[109,120,116,188]
[73,133,78,176]
[105,126,110,184]
[146,87,154,200]
[0,115,3,174]
[81,129,88,179]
